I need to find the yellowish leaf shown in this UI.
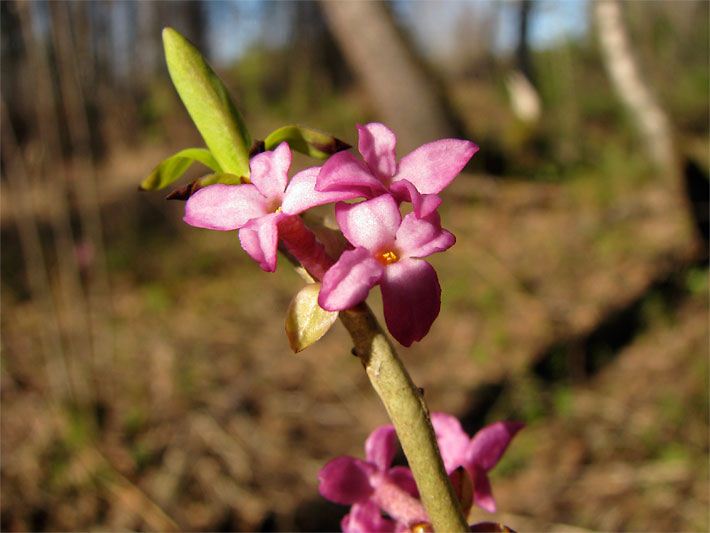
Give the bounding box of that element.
[285,284,339,353]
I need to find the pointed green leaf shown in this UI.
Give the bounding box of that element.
[285,283,339,353]
[165,172,245,200]
[162,27,251,178]
[264,125,351,160]
[197,173,244,187]
[140,148,222,190]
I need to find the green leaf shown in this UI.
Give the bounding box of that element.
[140,148,221,190]
[196,173,244,187]
[165,172,245,201]
[285,283,339,353]
[264,125,351,160]
[162,27,251,178]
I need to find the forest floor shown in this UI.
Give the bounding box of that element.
[1,143,707,531]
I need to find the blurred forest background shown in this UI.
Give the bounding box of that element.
[1,1,708,531]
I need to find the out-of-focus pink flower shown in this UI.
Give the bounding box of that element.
[318,194,455,346]
[316,122,478,218]
[431,413,524,513]
[319,414,523,532]
[184,142,355,272]
[318,425,427,533]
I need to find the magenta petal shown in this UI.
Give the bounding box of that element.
[394,139,478,194]
[249,142,290,199]
[316,151,387,195]
[365,425,397,472]
[466,421,524,472]
[431,413,470,473]
[380,259,441,346]
[319,247,384,311]
[389,180,442,219]
[341,502,396,533]
[335,195,401,251]
[471,465,497,513]
[282,167,360,215]
[387,466,419,498]
[357,123,398,179]
[395,212,455,259]
[237,213,282,272]
[184,183,268,230]
[318,456,375,505]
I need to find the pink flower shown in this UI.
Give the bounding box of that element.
[431,413,524,513]
[316,122,478,218]
[318,425,427,533]
[318,194,455,346]
[319,414,523,532]
[183,143,355,272]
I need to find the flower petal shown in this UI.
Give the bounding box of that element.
[318,456,375,505]
[319,247,383,311]
[237,213,282,272]
[316,151,387,195]
[335,195,401,251]
[380,259,441,346]
[387,466,419,498]
[249,142,290,199]
[466,421,524,472]
[184,183,268,230]
[341,502,396,533]
[365,425,397,472]
[431,412,470,472]
[357,123,398,179]
[393,139,478,194]
[471,465,497,513]
[282,167,360,215]
[389,180,442,219]
[395,212,455,259]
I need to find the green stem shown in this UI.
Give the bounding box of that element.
[279,229,468,531]
[340,305,469,532]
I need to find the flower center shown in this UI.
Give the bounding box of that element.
[267,198,282,213]
[376,249,399,265]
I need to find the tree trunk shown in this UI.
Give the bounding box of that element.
[594,0,675,176]
[320,0,457,150]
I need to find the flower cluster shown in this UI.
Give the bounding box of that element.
[318,413,523,532]
[184,123,478,346]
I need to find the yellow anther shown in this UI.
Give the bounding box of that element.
[377,250,399,265]
[410,522,433,533]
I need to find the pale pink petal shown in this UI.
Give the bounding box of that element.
[237,213,282,272]
[389,179,442,218]
[335,195,401,251]
[184,184,268,230]
[365,425,397,472]
[319,247,383,311]
[471,465,497,513]
[466,421,524,472]
[395,212,455,259]
[282,167,361,215]
[316,151,387,195]
[393,139,478,194]
[318,457,375,505]
[387,466,419,498]
[249,142,290,199]
[357,123,398,179]
[341,502,396,533]
[431,413,470,472]
[380,259,441,346]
